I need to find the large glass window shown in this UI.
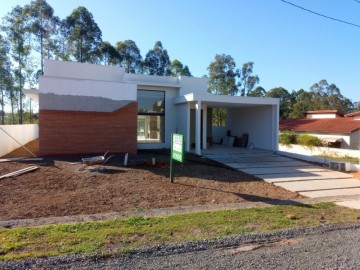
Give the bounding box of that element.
[137,90,165,143]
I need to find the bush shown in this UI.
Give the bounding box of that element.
[279,130,297,146]
[297,133,323,148]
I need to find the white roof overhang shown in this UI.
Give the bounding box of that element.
[173,93,279,108]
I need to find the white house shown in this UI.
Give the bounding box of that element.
[25,59,280,156]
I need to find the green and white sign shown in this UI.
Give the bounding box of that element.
[172,133,184,162]
[170,133,184,183]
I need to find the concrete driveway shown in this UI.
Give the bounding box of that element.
[203,146,360,209]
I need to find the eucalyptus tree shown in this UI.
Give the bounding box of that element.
[247,86,266,97]
[143,41,170,75]
[2,5,32,123]
[238,62,259,96]
[99,41,120,66]
[310,79,352,113]
[265,87,292,119]
[0,35,13,124]
[62,6,102,63]
[23,0,59,75]
[169,59,192,76]
[115,40,143,73]
[207,54,238,95]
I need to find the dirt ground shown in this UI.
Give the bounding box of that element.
[0,147,305,221]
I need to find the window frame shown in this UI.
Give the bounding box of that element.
[137,89,165,144]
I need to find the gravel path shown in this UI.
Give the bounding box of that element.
[3,222,360,270]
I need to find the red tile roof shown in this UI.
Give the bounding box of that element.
[344,111,360,118]
[279,118,360,133]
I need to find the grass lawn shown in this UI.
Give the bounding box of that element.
[1,202,360,261]
[314,155,359,164]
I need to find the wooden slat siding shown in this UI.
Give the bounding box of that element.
[39,102,138,156]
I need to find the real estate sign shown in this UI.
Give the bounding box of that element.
[172,133,184,162]
[170,133,184,183]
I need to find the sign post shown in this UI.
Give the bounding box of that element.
[170,133,184,183]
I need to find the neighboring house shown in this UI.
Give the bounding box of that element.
[280,110,360,149]
[25,59,280,156]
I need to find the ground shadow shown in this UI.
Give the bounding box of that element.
[175,181,312,208]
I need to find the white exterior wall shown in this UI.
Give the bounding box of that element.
[178,76,208,95]
[175,103,190,151]
[278,146,360,172]
[227,105,276,151]
[350,130,360,149]
[0,124,39,157]
[306,113,340,119]
[212,126,228,143]
[44,59,125,82]
[40,76,137,102]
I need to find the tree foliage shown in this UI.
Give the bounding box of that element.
[0,35,13,124]
[168,59,192,76]
[99,41,119,66]
[115,40,143,73]
[207,54,260,96]
[23,0,59,74]
[247,86,266,97]
[62,6,102,63]
[2,5,32,123]
[208,54,238,95]
[265,87,292,119]
[143,41,170,76]
[238,62,260,96]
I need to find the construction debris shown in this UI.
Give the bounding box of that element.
[82,151,114,167]
[0,166,39,180]
[0,157,43,163]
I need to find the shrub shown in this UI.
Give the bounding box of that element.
[279,130,297,146]
[297,133,323,148]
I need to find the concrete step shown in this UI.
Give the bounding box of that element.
[274,178,360,192]
[227,160,313,169]
[240,166,330,175]
[258,171,353,183]
[299,188,360,198]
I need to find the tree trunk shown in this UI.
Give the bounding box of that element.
[0,86,4,125]
[10,89,15,124]
[18,49,23,124]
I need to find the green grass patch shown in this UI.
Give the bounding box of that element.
[1,202,359,261]
[315,155,359,164]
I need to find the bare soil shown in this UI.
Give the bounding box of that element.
[2,139,39,158]
[0,148,304,221]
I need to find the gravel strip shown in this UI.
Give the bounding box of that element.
[2,222,360,269]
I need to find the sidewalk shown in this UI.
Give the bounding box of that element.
[202,147,360,209]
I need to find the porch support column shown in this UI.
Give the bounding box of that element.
[185,104,191,152]
[195,100,202,155]
[202,105,207,150]
[273,104,279,152]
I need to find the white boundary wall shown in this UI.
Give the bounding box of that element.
[278,144,360,171]
[0,124,39,157]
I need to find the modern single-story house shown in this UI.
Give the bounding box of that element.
[25,60,280,156]
[280,110,360,149]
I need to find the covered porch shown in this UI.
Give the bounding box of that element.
[174,93,280,155]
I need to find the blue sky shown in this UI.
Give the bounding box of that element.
[1,0,359,102]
